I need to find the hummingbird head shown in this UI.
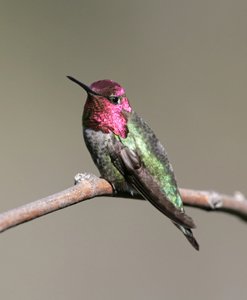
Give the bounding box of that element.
[67,76,132,138]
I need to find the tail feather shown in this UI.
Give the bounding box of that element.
[173,223,199,251]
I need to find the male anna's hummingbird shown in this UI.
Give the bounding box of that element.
[68,76,199,251]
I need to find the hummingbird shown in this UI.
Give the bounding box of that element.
[67,76,199,251]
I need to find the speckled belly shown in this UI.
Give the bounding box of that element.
[83,127,136,195]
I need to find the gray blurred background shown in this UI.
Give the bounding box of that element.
[0,1,246,299]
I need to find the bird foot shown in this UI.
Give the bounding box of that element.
[74,173,98,185]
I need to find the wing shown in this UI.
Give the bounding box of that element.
[108,139,195,229]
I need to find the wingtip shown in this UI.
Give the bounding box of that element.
[175,210,196,229]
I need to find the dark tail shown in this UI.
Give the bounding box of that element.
[173,223,199,251]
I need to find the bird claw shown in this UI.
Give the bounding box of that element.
[74,173,93,185]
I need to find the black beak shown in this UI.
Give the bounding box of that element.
[67,76,100,96]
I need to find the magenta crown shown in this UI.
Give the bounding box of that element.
[90,80,125,98]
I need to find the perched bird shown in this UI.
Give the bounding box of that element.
[68,76,199,250]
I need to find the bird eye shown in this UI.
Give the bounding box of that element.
[109,96,121,104]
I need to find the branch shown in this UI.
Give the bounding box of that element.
[0,173,246,233]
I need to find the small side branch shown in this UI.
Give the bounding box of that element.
[180,188,247,220]
[0,173,246,233]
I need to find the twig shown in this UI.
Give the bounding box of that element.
[0,173,246,233]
